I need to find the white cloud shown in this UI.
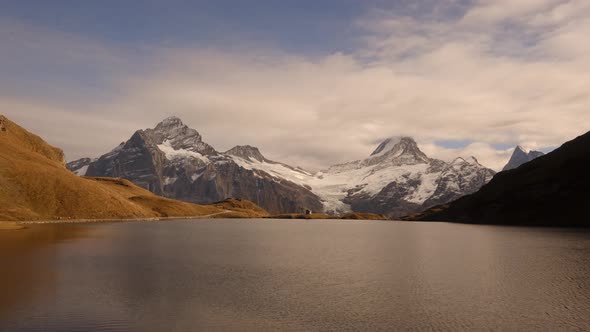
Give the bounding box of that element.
[419,141,514,171]
[2,1,590,171]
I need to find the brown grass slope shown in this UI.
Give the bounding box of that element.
[211,198,270,218]
[0,115,267,221]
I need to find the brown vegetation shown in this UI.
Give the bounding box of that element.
[210,198,270,218]
[400,205,449,221]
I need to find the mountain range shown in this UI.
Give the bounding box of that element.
[0,115,268,221]
[68,116,496,217]
[408,130,590,227]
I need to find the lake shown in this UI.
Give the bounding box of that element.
[1,219,590,331]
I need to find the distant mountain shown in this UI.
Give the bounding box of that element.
[408,131,590,227]
[66,157,95,176]
[0,115,267,221]
[502,146,544,171]
[68,117,496,217]
[213,136,494,217]
[69,116,322,214]
[316,137,495,217]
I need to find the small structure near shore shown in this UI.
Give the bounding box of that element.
[305,209,312,215]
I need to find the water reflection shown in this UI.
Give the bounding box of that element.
[0,224,91,321]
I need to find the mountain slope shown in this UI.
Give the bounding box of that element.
[74,117,322,214]
[0,115,266,221]
[410,131,590,226]
[502,146,544,171]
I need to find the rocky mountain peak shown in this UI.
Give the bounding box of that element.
[503,145,545,171]
[155,116,185,130]
[148,116,217,156]
[153,116,196,139]
[370,137,402,156]
[369,137,420,156]
[364,136,429,166]
[225,145,268,163]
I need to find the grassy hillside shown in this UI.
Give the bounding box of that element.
[0,115,267,221]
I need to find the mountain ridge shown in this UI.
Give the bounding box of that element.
[68,118,496,217]
[502,145,544,171]
[407,131,590,226]
[72,117,323,214]
[0,115,268,221]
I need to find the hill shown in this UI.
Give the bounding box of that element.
[0,115,268,222]
[406,131,590,227]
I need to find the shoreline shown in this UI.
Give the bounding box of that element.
[2,210,238,227]
[0,222,26,230]
[2,215,392,227]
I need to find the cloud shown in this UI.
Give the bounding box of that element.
[2,1,590,171]
[419,141,514,171]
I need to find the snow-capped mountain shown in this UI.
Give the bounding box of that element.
[67,117,495,217]
[220,136,495,217]
[68,116,322,214]
[318,138,494,216]
[502,146,544,171]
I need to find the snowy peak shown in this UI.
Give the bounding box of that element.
[370,137,421,157]
[503,145,544,171]
[148,116,218,156]
[327,136,430,173]
[370,137,402,156]
[364,136,429,166]
[152,116,198,141]
[155,116,185,131]
[225,145,268,163]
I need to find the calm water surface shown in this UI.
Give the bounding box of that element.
[1,219,590,331]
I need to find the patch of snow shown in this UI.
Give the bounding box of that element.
[229,156,312,184]
[405,172,439,204]
[74,165,89,176]
[157,140,210,163]
[163,177,177,185]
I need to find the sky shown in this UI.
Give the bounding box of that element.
[2,0,589,171]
